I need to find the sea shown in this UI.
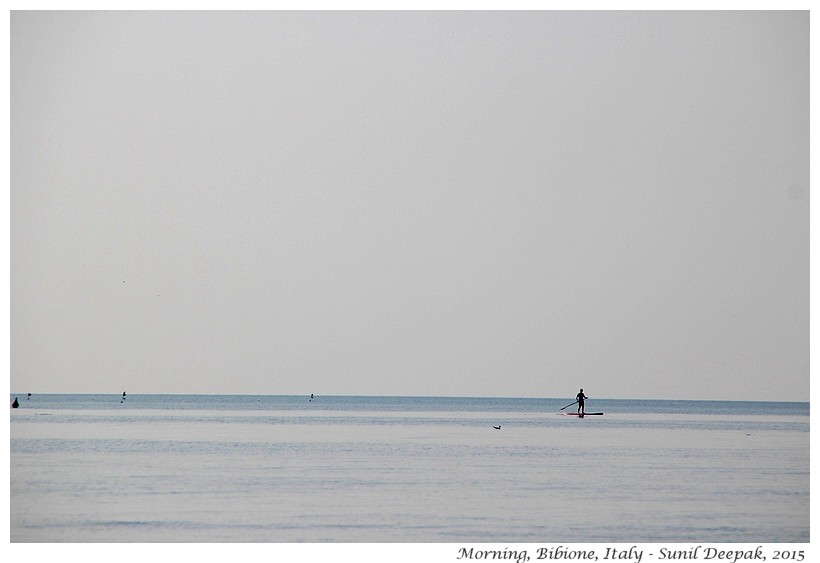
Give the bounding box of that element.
[9,394,809,546]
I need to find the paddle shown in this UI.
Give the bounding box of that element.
[560,400,578,411]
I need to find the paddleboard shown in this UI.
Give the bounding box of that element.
[560,412,603,416]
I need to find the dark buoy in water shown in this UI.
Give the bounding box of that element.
[12,397,19,408]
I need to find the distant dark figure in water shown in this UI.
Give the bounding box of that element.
[576,388,588,416]
[493,425,501,430]
[310,393,314,402]
[12,397,19,408]
[27,393,31,400]
[121,391,126,404]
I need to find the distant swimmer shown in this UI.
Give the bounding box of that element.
[576,388,588,416]
[493,425,501,430]
[310,393,314,402]
[12,397,19,408]
[27,393,31,400]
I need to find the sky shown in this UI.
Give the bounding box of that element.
[10,10,809,401]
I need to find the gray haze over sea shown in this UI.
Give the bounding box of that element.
[11,11,809,403]
[10,394,809,542]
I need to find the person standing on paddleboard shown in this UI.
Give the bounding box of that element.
[576,389,588,416]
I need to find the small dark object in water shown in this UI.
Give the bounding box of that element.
[12,397,19,408]
[493,425,501,430]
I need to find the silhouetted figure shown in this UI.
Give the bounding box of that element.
[310,393,314,402]
[27,393,31,400]
[576,388,588,416]
[12,397,19,408]
[493,425,501,430]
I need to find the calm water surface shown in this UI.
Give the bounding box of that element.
[9,395,809,542]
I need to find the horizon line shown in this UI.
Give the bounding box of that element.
[7,392,809,404]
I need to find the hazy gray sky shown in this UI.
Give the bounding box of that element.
[11,11,808,400]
